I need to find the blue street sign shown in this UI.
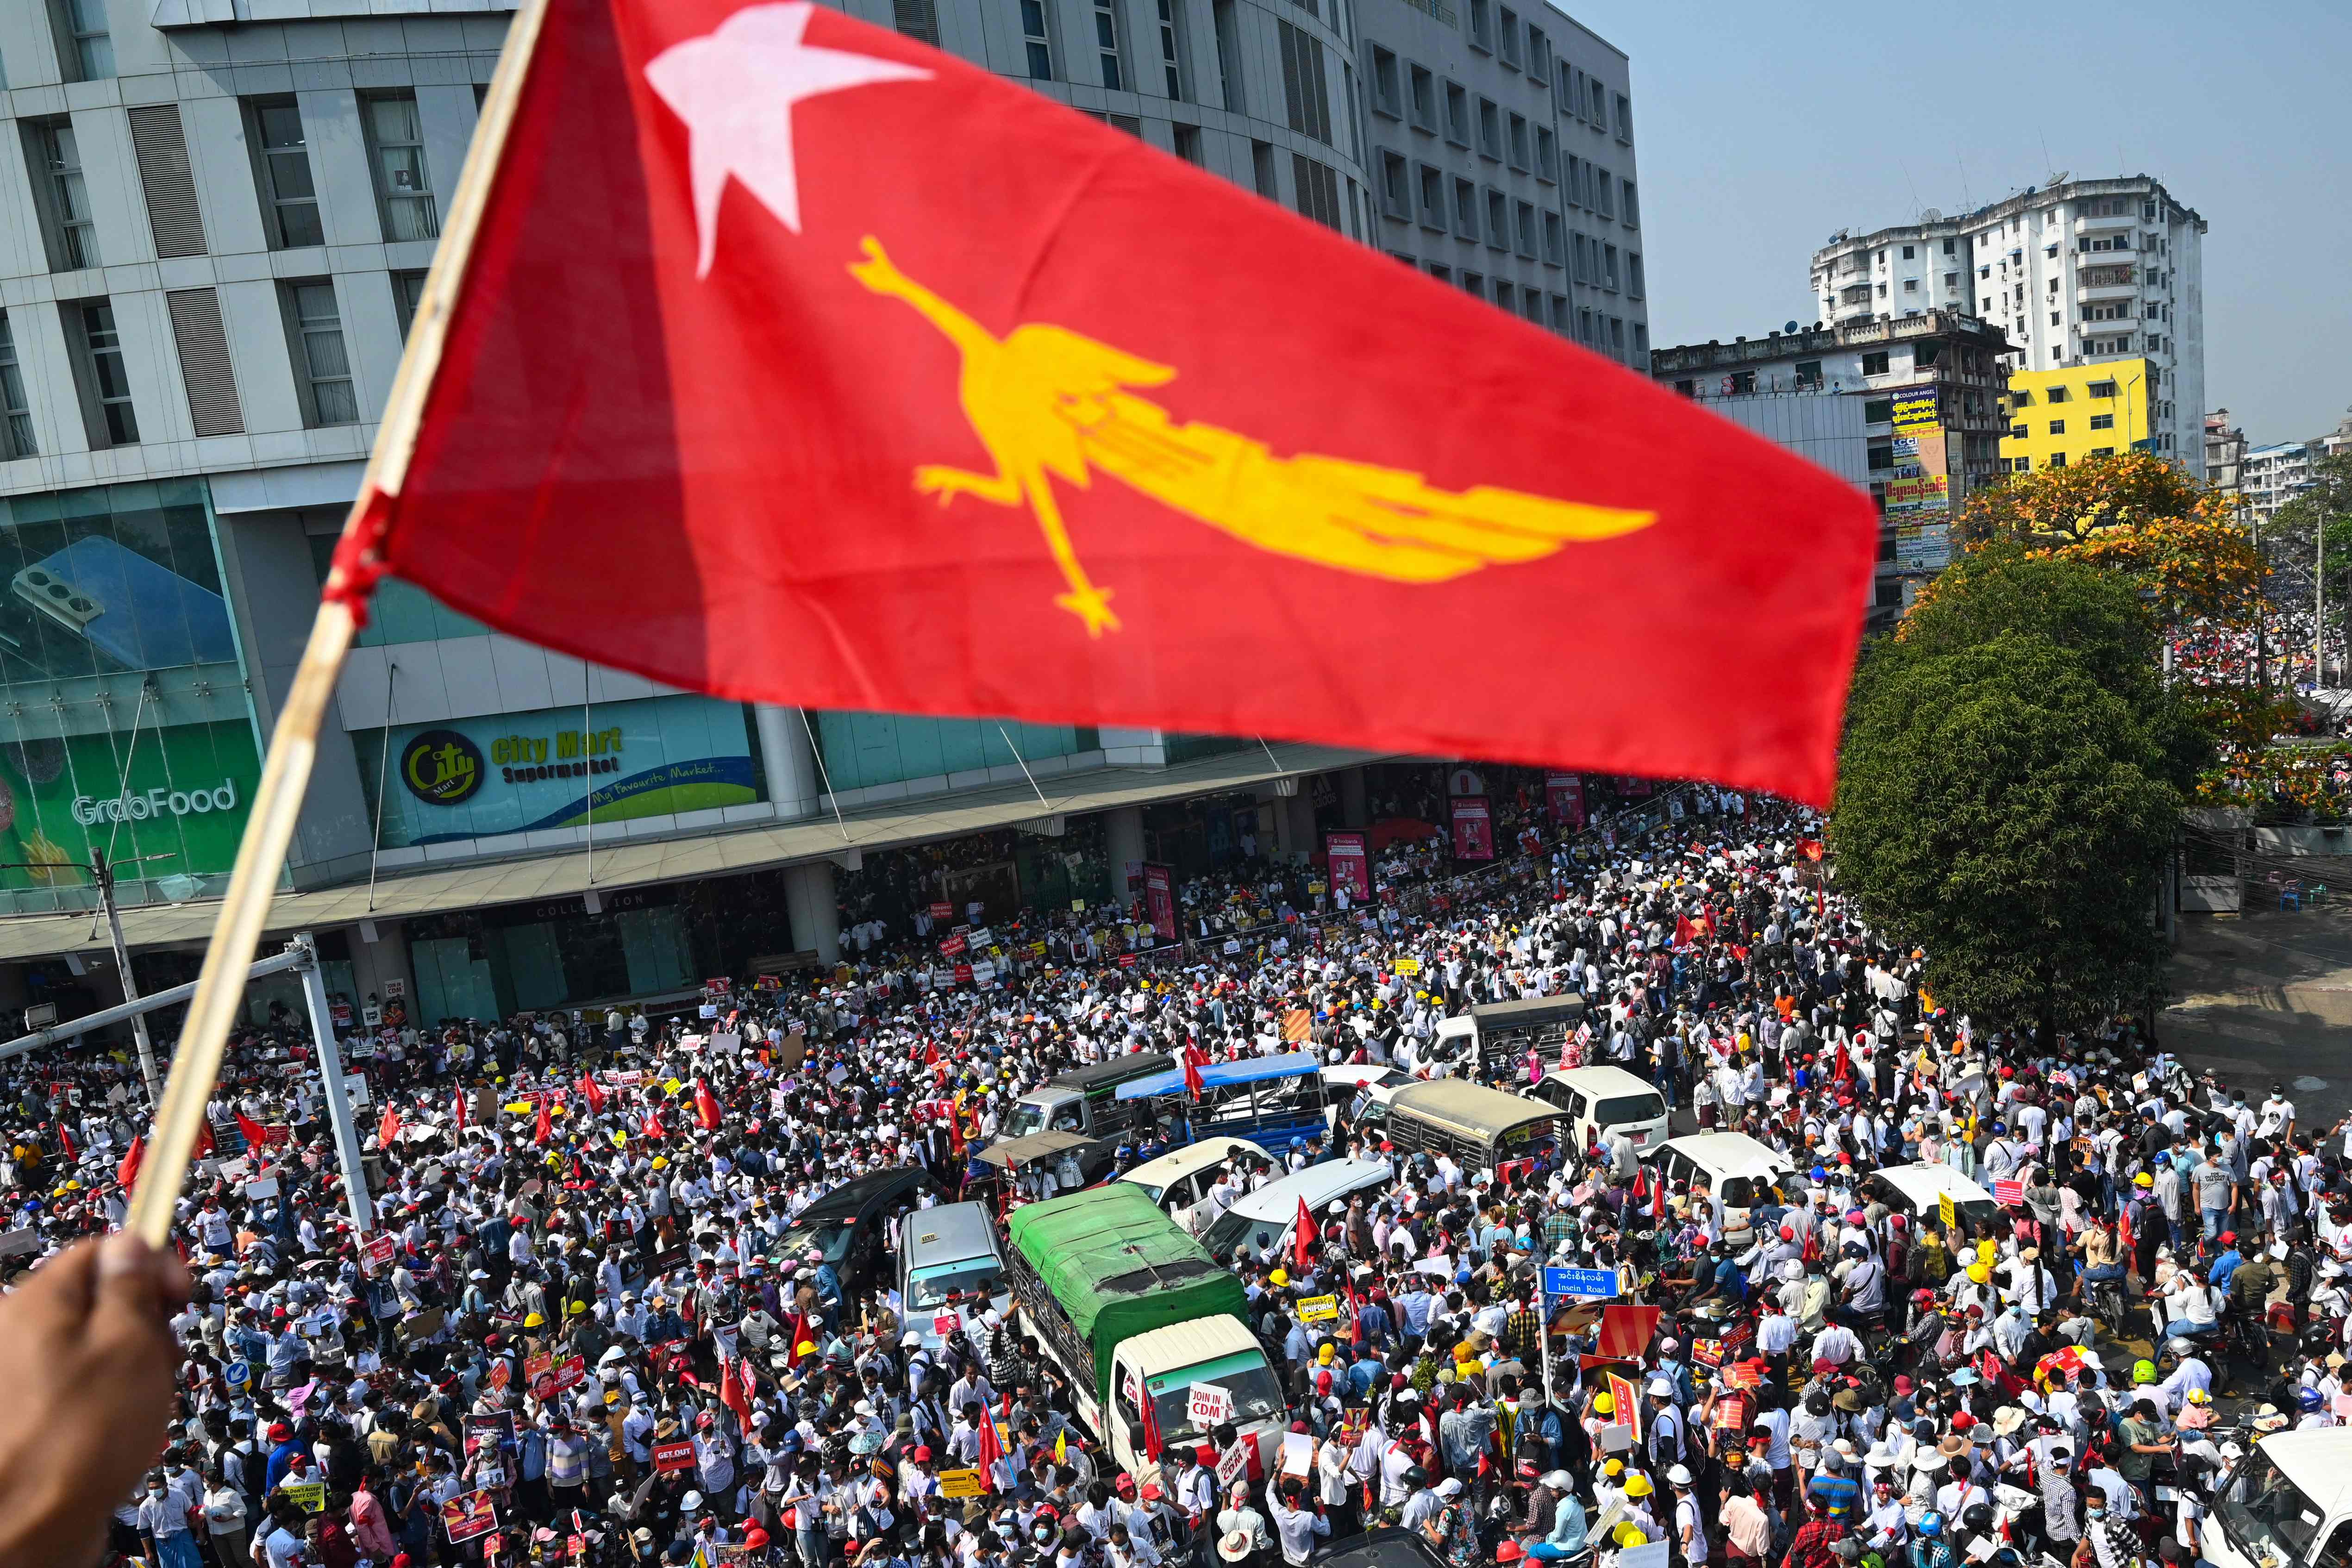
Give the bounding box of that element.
[1543,1266,1618,1300]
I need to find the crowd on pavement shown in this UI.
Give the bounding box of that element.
[8,781,2352,1568]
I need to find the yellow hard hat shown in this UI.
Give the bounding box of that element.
[1624,1474,1653,1498]
[1967,1263,1990,1285]
[524,1312,544,1327]
[1270,1269,1289,1287]
[568,1301,587,1317]
[1615,1524,1647,1547]
[651,1156,669,1170]
[1593,1393,1614,1415]
[796,1341,818,1356]
[1603,1459,1624,1477]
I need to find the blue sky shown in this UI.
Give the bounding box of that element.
[1575,0,2352,445]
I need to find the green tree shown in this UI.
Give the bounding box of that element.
[2266,448,2352,669]
[1833,556,2204,1042]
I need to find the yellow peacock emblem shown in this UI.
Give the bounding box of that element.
[849,237,1657,635]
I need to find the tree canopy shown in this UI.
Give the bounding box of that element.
[1834,551,2204,1039]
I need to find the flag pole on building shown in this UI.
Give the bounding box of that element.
[127,0,554,1247]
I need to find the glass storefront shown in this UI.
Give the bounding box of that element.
[836,820,1114,932]
[812,712,1098,794]
[353,693,766,850]
[0,480,261,913]
[308,535,490,648]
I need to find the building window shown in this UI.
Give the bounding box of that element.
[1620,180,1637,227]
[893,0,941,45]
[1453,177,1477,240]
[362,93,439,241]
[1291,154,1341,231]
[1416,164,1444,231]
[391,269,429,342]
[53,0,113,80]
[1594,170,1613,220]
[2088,412,2115,431]
[1443,81,1469,146]
[1484,189,1507,251]
[2047,386,2069,402]
[1173,124,1202,165]
[1091,0,1123,88]
[2010,423,2028,439]
[1277,23,1331,144]
[1477,98,1501,160]
[1534,125,1557,181]
[2050,453,2067,469]
[1541,209,1563,266]
[1614,90,1632,140]
[1155,0,1183,97]
[1795,360,1822,389]
[2048,420,2065,435]
[1602,243,1618,291]
[1497,5,1520,64]
[2087,379,2118,399]
[25,119,100,271]
[1494,280,1514,314]
[70,300,138,447]
[1902,244,1915,260]
[1860,350,1889,376]
[1863,398,1893,423]
[1407,65,1436,132]
[282,281,358,427]
[1370,47,1401,117]
[1023,0,1057,79]
[1468,0,1491,50]
[0,312,34,460]
[247,97,325,250]
[1461,272,1483,300]
[1725,366,1751,393]
[1514,200,1536,259]
[2089,446,2115,457]
[1868,444,1893,471]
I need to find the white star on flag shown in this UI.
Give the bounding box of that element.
[645,2,932,279]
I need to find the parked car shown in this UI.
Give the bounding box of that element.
[769,1167,946,1295]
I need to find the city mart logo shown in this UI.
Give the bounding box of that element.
[400,729,486,806]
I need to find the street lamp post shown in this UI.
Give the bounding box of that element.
[0,847,175,1104]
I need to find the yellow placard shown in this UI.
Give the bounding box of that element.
[1938,1193,1957,1232]
[1296,1294,1340,1323]
[281,1480,327,1514]
[663,1078,684,1095]
[1393,958,1421,976]
[937,1468,988,1498]
[504,1101,533,1115]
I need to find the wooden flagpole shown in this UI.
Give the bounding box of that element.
[128,0,553,1247]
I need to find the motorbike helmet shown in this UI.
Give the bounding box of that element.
[2131,1360,2157,1385]
[1919,1514,1944,1539]
[2296,1387,2325,1412]
[1961,1504,1994,1534]
[1912,1288,1936,1306]
[1403,1466,1428,1488]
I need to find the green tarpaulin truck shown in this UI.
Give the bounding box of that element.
[1003,1184,1285,1483]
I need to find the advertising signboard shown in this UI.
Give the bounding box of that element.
[1324,831,1370,900]
[0,719,260,894]
[1450,796,1495,860]
[1142,863,1177,942]
[367,693,762,848]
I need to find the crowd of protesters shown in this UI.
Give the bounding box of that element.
[6,781,2352,1568]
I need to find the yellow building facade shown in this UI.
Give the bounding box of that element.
[1999,358,2156,474]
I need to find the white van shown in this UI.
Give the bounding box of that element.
[1527,1065,1669,1154]
[1197,1158,1393,1263]
[1865,1164,1999,1236]
[1645,1132,1794,1244]
[1117,1137,1267,1229]
[2204,1429,2352,1568]
[1319,1065,1412,1131]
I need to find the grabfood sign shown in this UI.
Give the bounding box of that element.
[72,778,240,826]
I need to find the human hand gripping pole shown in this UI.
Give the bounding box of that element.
[123,0,553,1248]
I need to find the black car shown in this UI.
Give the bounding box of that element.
[1311,1528,1449,1568]
[769,1168,947,1295]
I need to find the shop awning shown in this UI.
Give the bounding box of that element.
[0,739,1385,961]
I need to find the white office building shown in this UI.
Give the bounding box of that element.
[1810,175,2205,476]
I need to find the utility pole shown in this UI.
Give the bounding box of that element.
[2319,519,2328,690]
[91,849,162,1106]
[294,932,375,1234]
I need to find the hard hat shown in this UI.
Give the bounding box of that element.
[1624,1474,1653,1498]
[1269,1269,1289,1287]
[1966,1263,1989,1285]
[524,1312,544,1328]
[2131,1360,2157,1385]
[1614,1525,1646,1548]
[1593,1393,1614,1415]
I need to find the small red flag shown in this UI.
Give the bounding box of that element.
[719,1353,755,1432]
[578,1073,606,1115]
[330,0,1875,807]
[1293,1197,1317,1274]
[233,1111,266,1152]
[1182,1051,1205,1104]
[1137,1379,1164,1463]
[693,1078,722,1131]
[643,1107,666,1141]
[975,1400,1007,1487]
[534,1102,553,1146]
[1674,915,1699,948]
[193,1120,216,1160]
[377,1103,402,1149]
[56,1122,74,1163]
[117,1135,144,1190]
[454,1087,469,1131]
[1798,839,1826,863]
[784,1311,812,1368]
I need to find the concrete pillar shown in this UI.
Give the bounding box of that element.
[784,861,841,964]
[1257,786,1293,860]
[1102,806,1146,905]
[1338,767,1368,828]
[1287,793,1319,862]
[755,706,825,818]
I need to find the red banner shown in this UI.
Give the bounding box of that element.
[530,1354,588,1401]
[953,962,974,986]
[360,1234,398,1275]
[1450,795,1495,861]
[1324,831,1370,902]
[1546,772,1586,830]
[930,901,955,920]
[1142,864,1177,942]
[938,932,967,957]
[652,1439,698,1474]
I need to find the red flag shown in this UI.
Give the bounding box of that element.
[328,0,1874,807]
[534,1102,553,1146]
[1137,1378,1164,1463]
[1182,1051,1205,1103]
[1293,1198,1317,1274]
[693,1078,722,1131]
[719,1353,755,1431]
[117,1135,144,1190]
[578,1073,606,1115]
[1674,915,1699,948]
[976,1400,1007,1487]
[1344,1275,1365,1348]
[454,1087,469,1131]
[377,1103,402,1149]
[945,1111,966,1157]
[1797,839,1825,863]
[233,1111,266,1153]
[193,1120,216,1160]
[56,1122,74,1163]
[643,1107,666,1141]
[784,1311,811,1368]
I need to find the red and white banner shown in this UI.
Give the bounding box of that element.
[1450,796,1494,861]
[1142,864,1177,942]
[1324,831,1370,902]
[1546,772,1586,830]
